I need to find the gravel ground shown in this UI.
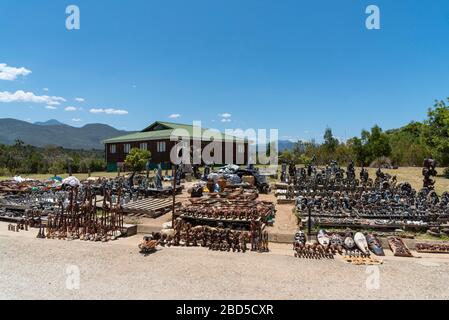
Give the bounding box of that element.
[1,223,449,300]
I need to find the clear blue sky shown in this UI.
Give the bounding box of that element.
[1,0,449,142]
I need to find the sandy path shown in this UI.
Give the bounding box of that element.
[1,222,449,300]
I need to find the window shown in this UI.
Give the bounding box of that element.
[140,143,148,150]
[238,144,245,153]
[157,141,166,153]
[110,144,116,154]
[124,143,131,154]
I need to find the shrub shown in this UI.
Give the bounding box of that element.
[298,155,312,166]
[369,156,392,169]
[89,159,106,172]
[0,167,10,177]
[79,160,90,173]
[444,167,449,179]
[48,162,66,176]
[125,148,151,172]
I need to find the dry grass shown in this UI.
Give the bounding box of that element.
[2,167,448,194]
[361,167,449,195]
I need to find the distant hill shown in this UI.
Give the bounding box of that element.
[34,119,66,126]
[278,140,296,152]
[0,118,131,150]
[252,140,297,153]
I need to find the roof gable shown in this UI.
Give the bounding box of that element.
[103,120,247,144]
[141,121,173,132]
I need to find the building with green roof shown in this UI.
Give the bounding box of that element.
[103,121,248,171]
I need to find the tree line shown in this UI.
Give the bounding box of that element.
[0,141,105,176]
[279,98,449,171]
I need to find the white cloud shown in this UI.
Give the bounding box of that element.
[89,108,128,115]
[0,63,32,81]
[0,90,66,105]
[219,113,232,123]
[281,136,301,143]
[64,106,78,111]
[45,105,57,110]
[43,88,49,92]
[168,113,181,119]
[219,113,232,118]
[72,118,81,122]
[75,97,85,102]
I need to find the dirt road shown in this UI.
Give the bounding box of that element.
[1,223,449,300]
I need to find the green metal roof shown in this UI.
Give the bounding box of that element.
[103,121,246,144]
[141,121,202,133]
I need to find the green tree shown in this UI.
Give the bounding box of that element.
[423,98,449,165]
[292,140,304,157]
[298,154,312,165]
[323,127,339,153]
[124,148,151,173]
[48,161,65,176]
[89,159,106,172]
[28,152,44,174]
[366,125,391,161]
[279,149,295,164]
[387,122,428,166]
[344,137,366,166]
[348,126,391,166]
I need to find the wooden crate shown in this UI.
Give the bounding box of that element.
[122,197,181,218]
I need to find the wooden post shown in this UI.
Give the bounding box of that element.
[307,206,312,238]
[172,165,177,228]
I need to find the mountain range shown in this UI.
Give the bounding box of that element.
[277,140,296,152]
[0,118,298,152]
[34,119,66,126]
[0,118,130,150]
